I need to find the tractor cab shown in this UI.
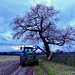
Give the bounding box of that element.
[20,46,38,66]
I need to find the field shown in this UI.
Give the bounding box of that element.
[0,55,75,75]
[0,55,20,75]
[39,54,75,67]
[39,59,75,75]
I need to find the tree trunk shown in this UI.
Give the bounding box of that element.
[39,32,50,57]
[44,42,50,57]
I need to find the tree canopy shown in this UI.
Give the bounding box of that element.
[11,4,75,56]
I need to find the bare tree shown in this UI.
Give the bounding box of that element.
[10,4,75,57]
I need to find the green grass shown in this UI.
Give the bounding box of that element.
[39,59,75,75]
[34,66,43,75]
[39,60,56,75]
[38,54,75,67]
[51,54,75,67]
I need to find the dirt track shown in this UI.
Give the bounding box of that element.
[0,56,34,75]
[0,56,48,75]
[0,61,34,75]
[17,66,34,75]
[0,61,20,75]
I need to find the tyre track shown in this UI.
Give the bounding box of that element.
[0,60,19,70]
[0,62,20,75]
[0,61,34,75]
[39,66,48,75]
[17,66,34,75]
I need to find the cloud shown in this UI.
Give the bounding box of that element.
[51,0,75,27]
[0,36,8,41]
[0,0,75,52]
[0,33,24,46]
[0,34,24,52]
[0,0,52,49]
[12,46,20,50]
[52,0,75,10]
[0,46,13,52]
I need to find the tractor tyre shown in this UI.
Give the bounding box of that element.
[35,57,39,66]
[21,57,25,67]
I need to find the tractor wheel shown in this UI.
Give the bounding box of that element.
[21,57,25,67]
[35,57,39,66]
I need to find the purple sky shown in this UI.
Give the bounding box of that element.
[0,0,75,52]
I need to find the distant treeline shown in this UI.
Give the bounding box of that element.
[0,52,45,55]
[0,52,21,55]
[0,51,75,55]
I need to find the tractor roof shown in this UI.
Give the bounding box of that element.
[25,47,33,49]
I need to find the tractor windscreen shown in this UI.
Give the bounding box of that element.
[24,47,33,52]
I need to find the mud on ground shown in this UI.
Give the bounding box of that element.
[0,56,34,75]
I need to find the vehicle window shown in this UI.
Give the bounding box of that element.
[25,48,33,52]
[25,49,28,52]
[29,49,32,52]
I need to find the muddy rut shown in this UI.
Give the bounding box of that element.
[0,56,34,75]
[0,61,34,75]
[0,56,47,75]
[17,66,33,75]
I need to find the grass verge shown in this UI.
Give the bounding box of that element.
[38,54,75,67]
[34,66,43,75]
[39,60,55,75]
[39,59,75,75]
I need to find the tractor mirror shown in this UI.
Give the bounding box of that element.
[35,45,38,49]
[20,47,22,50]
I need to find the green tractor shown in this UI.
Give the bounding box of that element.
[20,46,39,66]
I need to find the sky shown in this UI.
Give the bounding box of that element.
[0,0,75,52]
